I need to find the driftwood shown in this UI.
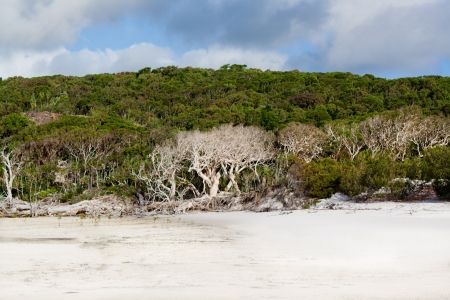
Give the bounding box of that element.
[0,196,133,218]
[0,185,313,218]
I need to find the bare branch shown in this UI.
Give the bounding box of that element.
[325,123,365,160]
[278,123,328,163]
[1,148,23,205]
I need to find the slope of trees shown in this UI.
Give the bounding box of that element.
[1,67,450,130]
[0,66,449,208]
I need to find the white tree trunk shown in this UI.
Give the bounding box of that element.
[1,149,21,205]
[227,171,240,194]
[4,170,13,204]
[169,172,177,201]
[209,172,221,197]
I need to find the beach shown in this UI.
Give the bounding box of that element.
[1,203,450,299]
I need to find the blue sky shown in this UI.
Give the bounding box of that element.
[1,0,450,79]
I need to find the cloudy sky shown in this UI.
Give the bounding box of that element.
[1,0,450,79]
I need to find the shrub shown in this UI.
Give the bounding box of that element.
[339,152,406,197]
[421,146,450,198]
[300,158,341,198]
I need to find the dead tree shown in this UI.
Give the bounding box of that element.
[360,113,416,160]
[134,140,192,202]
[64,133,119,188]
[178,124,275,197]
[178,128,226,198]
[278,123,329,163]
[360,116,384,157]
[1,148,22,205]
[390,111,417,160]
[410,116,450,156]
[325,123,365,160]
[219,125,275,194]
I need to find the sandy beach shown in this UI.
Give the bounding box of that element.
[1,202,450,299]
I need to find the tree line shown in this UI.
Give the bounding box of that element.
[0,66,449,208]
[1,65,450,130]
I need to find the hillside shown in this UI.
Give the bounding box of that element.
[0,66,449,214]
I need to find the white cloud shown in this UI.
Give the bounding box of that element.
[320,0,450,73]
[179,45,288,70]
[0,48,66,78]
[0,44,289,78]
[0,0,157,53]
[46,44,175,76]
[0,43,175,78]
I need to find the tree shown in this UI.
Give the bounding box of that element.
[421,146,450,198]
[135,140,191,202]
[409,116,450,156]
[1,148,22,204]
[360,111,416,160]
[278,123,329,163]
[64,132,123,188]
[178,129,223,197]
[0,113,30,137]
[359,115,384,157]
[325,123,365,160]
[289,92,316,109]
[219,124,275,193]
[179,124,275,197]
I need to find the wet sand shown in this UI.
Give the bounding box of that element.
[1,206,450,299]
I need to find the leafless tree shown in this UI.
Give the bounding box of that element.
[410,116,450,156]
[360,112,416,160]
[1,148,22,205]
[219,125,275,194]
[65,136,113,174]
[360,115,384,157]
[134,140,195,202]
[178,129,223,197]
[178,124,275,197]
[389,111,417,160]
[325,123,365,160]
[278,123,329,163]
[64,133,121,188]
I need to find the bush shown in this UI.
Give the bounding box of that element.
[339,153,407,197]
[0,113,31,137]
[300,158,341,198]
[339,162,366,196]
[421,146,450,198]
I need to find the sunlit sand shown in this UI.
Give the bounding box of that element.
[1,205,450,299]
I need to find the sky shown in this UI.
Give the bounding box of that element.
[1,0,450,79]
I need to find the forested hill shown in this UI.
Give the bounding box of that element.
[1,65,449,132]
[0,65,449,207]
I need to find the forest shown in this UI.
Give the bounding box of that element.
[0,64,449,213]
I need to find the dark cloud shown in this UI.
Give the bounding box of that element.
[320,1,450,75]
[282,1,450,77]
[143,0,331,49]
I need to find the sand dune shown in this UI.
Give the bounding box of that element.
[1,205,450,299]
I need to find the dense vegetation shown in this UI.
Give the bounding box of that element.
[0,65,449,206]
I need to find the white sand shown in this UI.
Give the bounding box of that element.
[1,205,450,299]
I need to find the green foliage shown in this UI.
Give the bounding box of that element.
[339,153,401,196]
[421,146,450,198]
[0,113,31,137]
[306,105,332,126]
[1,68,449,132]
[300,158,341,198]
[0,67,449,203]
[335,152,438,199]
[36,188,58,199]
